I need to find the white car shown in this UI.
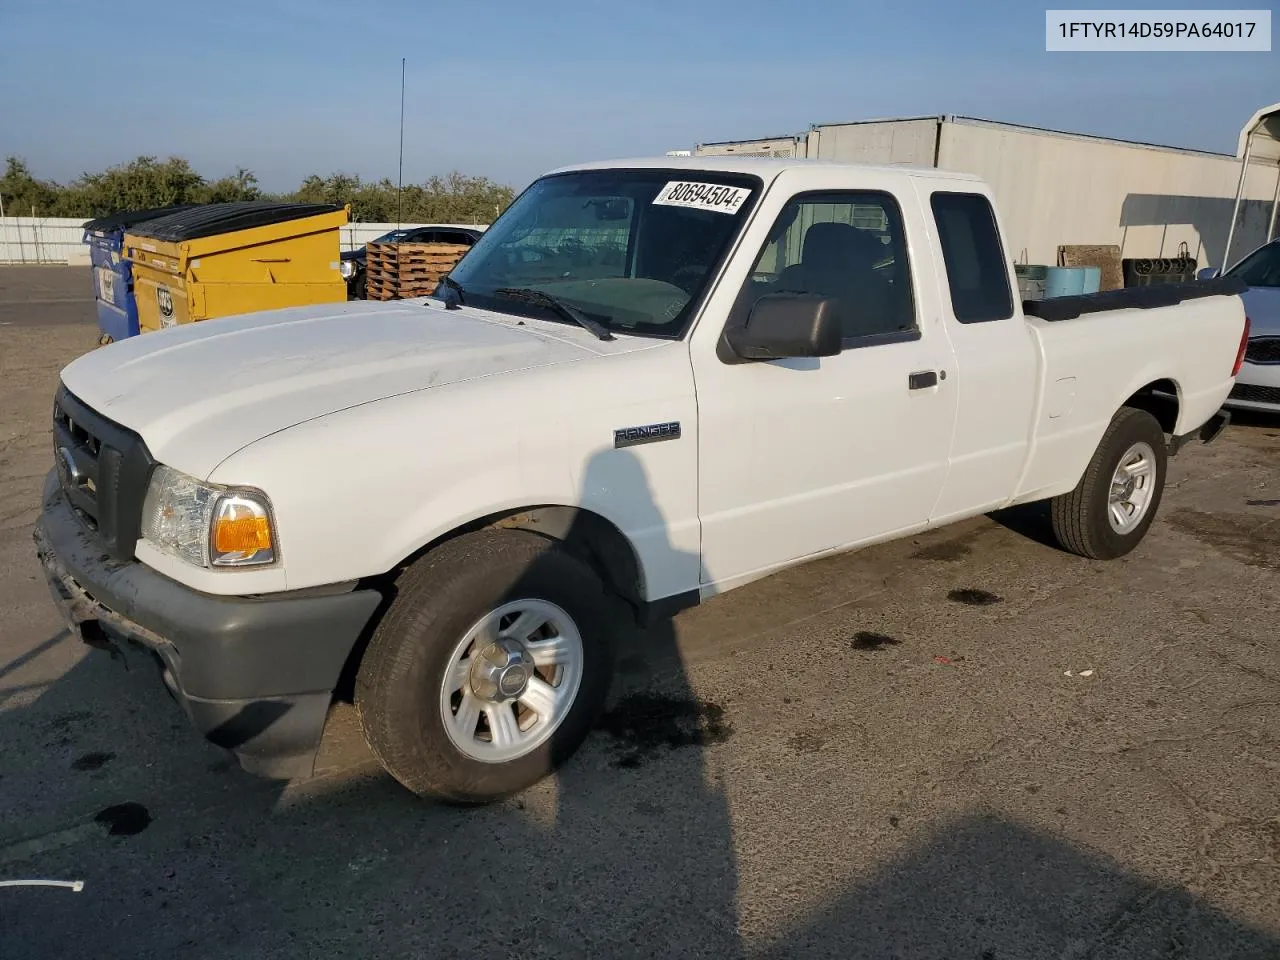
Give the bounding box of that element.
[1201,238,1280,413]
[36,157,1249,802]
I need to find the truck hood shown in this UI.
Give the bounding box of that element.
[1241,286,1280,336]
[60,299,642,479]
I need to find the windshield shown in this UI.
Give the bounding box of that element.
[445,169,760,337]
[1227,241,1280,288]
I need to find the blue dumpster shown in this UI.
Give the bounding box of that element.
[82,205,194,343]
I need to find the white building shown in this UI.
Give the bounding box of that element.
[696,115,1280,270]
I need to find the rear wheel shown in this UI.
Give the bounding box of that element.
[1050,407,1167,560]
[355,529,614,803]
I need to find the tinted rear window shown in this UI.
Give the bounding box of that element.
[930,192,1014,323]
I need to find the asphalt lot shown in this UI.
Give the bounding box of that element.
[1,265,1278,959]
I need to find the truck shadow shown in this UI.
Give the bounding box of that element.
[752,812,1280,960]
[985,501,1061,552]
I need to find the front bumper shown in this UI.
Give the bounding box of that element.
[34,472,383,779]
[1223,360,1280,413]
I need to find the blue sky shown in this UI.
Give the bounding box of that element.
[0,0,1273,191]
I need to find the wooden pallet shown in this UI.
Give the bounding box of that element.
[1058,244,1124,292]
[365,241,470,300]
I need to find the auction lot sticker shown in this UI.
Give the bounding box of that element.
[653,181,752,214]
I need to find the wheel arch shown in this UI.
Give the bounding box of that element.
[392,504,648,608]
[335,504,646,704]
[1122,377,1180,435]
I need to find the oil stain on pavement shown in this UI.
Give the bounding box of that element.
[947,588,1003,606]
[95,803,152,837]
[910,528,983,561]
[851,631,900,652]
[71,751,115,772]
[1170,509,1280,569]
[787,731,827,754]
[597,693,732,769]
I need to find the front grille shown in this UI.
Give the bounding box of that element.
[1229,382,1280,406]
[1244,337,1280,365]
[52,385,155,560]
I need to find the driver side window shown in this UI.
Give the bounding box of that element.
[740,191,917,345]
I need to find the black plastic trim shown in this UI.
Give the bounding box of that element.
[1244,336,1280,365]
[844,328,922,351]
[54,384,155,561]
[639,589,700,627]
[1024,276,1247,322]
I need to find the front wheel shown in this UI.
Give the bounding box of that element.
[1050,406,1168,560]
[355,529,615,803]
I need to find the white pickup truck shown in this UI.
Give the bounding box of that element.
[36,157,1250,802]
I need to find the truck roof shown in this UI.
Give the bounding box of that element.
[548,155,986,182]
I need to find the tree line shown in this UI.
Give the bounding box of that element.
[0,156,516,224]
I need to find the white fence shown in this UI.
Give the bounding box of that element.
[0,217,488,266]
[0,218,87,264]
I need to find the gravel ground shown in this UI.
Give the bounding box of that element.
[1,266,1277,959]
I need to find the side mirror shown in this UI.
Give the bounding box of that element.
[1197,266,1219,281]
[726,293,843,360]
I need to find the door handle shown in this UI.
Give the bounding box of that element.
[908,370,939,390]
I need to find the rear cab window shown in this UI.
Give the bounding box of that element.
[930,192,1014,323]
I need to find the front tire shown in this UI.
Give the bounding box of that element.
[1050,407,1167,560]
[355,529,615,803]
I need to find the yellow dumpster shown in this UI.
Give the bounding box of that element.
[123,202,349,333]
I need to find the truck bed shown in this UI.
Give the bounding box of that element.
[1012,283,1247,504]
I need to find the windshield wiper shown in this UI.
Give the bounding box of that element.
[493,287,615,341]
[436,275,466,310]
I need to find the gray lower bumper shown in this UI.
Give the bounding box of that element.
[34,473,383,779]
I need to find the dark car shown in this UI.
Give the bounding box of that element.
[341,225,485,299]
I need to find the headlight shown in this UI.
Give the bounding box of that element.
[140,465,277,568]
[340,260,356,279]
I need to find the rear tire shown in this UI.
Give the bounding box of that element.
[355,529,615,804]
[1050,407,1167,560]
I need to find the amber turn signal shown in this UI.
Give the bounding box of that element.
[210,493,276,566]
